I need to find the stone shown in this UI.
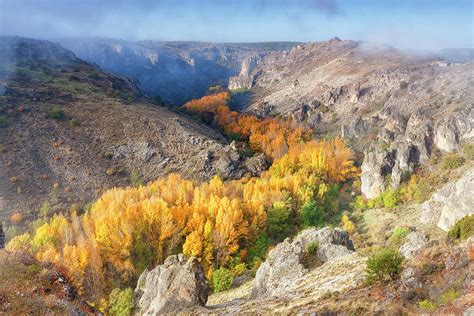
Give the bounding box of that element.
[399,231,427,259]
[251,227,354,297]
[134,254,210,315]
[421,168,474,231]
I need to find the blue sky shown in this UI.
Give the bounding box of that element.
[0,0,472,49]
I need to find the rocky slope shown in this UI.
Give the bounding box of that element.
[0,36,262,221]
[228,38,473,198]
[59,38,297,105]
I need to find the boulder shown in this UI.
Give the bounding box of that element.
[420,168,474,231]
[251,227,354,297]
[134,254,210,315]
[399,231,428,259]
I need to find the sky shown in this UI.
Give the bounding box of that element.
[0,0,473,50]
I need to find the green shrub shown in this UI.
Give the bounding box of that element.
[49,107,64,119]
[365,248,404,284]
[381,190,397,208]
[440,153,465,171]
[463,144,474,161]
[439,288,461,305]
[267,201,291,241]
[306,241,319,254]
[211,268,234,293]
[108,288,134,316]
[230,263,246,277]
[389,226,410,245]
[39,201,52,218]
[130,171,143,187]
[300,200,324,228]
[68,118,80,126]
[413,177,432,203]
[350,195,367,211]
[419,299,436,311]
[447,214,474,240]
[0,116,5,127]
[248,233,268,263]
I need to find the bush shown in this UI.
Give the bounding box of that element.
[440,153,465,171]
[108,288,134,316]
[247,233,268,264]
[68,118,80,126]
[365,248,404,284]
[389,226,410,245]
[230,263,246,277]
[211,268,233,293]
[381,190,397,208]
[267,201,291,241]
[39,201,52,218]
[350,195,367,211]
[447,214,474,240]
[399,81,408,89]
[419,299,436,311]
[439,288,461,305]
[5,233,32,253]
[0,116,5,127]
[300,200,324,228]
[130,171,143,187]
[306,241,319,254]
[49,107,64,119]
[463,144,474,161]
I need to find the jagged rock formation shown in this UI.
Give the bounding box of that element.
[134,254,210,315]
[251,227,355,297]
[228,55,262,90]
[420,168,474,231]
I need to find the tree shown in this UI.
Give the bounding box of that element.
[300,200,324,228]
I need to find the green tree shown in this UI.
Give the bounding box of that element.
[266,202,291,241]
[366,248,404,284]
[300,200,323,228]
[108,288,134,316]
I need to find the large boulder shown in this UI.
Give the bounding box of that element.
[251,227,354,297]
[134,254,210,315]
[420,168,474,231]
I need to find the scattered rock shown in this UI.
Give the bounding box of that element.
[420,168,474,231]
[399,231,428,259]
[134,254,210,315]
[251,227,354,297]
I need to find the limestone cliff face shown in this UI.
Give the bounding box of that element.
[421,168,474,231]
[228,55,262,90]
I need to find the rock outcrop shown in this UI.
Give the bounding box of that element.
[251,227,354,297]
[420,168,474,231]
[228,55,262,90]
[399,231,428,259]
[434,107,474,152]
[134,254,210,315]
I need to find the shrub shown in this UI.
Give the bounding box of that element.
[463,144,474,161]
[447,215,474,240]
[108,288,134,316]
[413,177,432,203]
[211,268,233,293]
[350,195,367,211]
[306,240,319,254]
[39,201,52,218]
[440,153,465,171]
[341,214,355,234]
[365,248,404,284]
[389,226,410,245]
[0,116,5,127]
[399,81,408,89]
[247,233,268,264]
[49,107,64,119]
[267,201,291,241]
[419,299,436,311]
[130,171,143,187]
[381,190,397,208]
[230,263,246,277]
[300,200,324,228]
[6,233,32,253]
[439,288,461,305]
[68,118,80,126]
[9,212,23,224]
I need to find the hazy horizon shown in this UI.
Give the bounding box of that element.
[0,0,473,51]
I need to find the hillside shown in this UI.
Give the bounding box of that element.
[0,37,262,222]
